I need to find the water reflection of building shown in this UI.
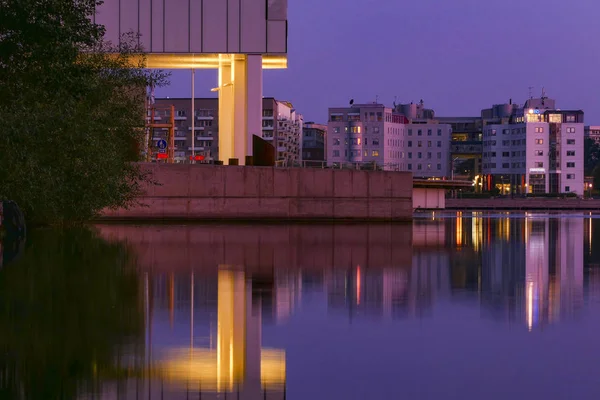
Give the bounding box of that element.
[98,270,286,399]
[477,215,584,330]
[325,220,451,320]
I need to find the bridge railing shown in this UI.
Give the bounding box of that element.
[274,160,404,171]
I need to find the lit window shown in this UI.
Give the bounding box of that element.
[372,150,379,157]
[535,139,544,145]
[535,150,543,156]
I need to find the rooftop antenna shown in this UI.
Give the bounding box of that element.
[375,95,379,104]
[393,96,397,108]
[541,86,547,99]
[528,86,534,99]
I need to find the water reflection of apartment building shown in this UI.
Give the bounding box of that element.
[478,216,584,329]
[325,257,451,320]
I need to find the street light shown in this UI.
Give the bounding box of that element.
[451,157,460,180]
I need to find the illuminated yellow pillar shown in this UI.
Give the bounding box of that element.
[218,54,263,165]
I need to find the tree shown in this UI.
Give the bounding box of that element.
[0,228,144,399]
[0,0,168,224]
[584,137,600,175]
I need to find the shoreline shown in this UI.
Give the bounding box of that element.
[445,198,600,211]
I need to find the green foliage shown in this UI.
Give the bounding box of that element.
[585,137,600,175]
[0,228,144,399]
[0,0,168,224]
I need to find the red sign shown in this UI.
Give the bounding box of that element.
[189,155,205,161]
[156,153,168,159]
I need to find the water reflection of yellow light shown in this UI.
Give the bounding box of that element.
[527,281,533,332]
[471,212,482,251]
[589,213,592,254]
[456,212,463,246]
[151,269,286,392]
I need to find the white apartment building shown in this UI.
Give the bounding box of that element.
[327,103,452,177]
[482,100,584,195]
[405,123,452,178]
[269,100,303,165]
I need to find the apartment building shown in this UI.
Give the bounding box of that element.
[152,97,303,164]
[262,99,303,165]
[302,122,327,163]
[404,123,452,178]
[152,98,219,163]
[327,103,407,170]
[481,95,585,195]
[326,102,452,177]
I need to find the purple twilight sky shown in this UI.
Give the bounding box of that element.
[155,0,600,125]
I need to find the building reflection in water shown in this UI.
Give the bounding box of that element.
[95,224,413,399]
[92,216,595,397]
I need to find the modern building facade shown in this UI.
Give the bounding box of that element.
[326,103,452,178]
[437,117,483,178]
[302,122,327,164]
[481,95,585,195]
[263,99,304,165]
[95,0,288,165]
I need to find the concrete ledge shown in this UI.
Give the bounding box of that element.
[100,164,413,221]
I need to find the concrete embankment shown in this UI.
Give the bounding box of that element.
[446,198,600,211]
[99,163,413,221]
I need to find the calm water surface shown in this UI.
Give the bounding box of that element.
[1,213,600,399]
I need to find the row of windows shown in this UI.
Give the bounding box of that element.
[331,111,384,122]
[407,129,444,136]
[408,140,443,148]
[484,150,577,158]
[333,126,380,134]
[485,126,578,136]
[332,150,380,157]
[332,138,380,146]
[407,163,443,171]
[408,152,443,160]
[483,162,577,169]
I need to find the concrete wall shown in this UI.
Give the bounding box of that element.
[413,188,445,210]
[100,164,413,221]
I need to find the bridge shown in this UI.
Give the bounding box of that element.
[413,179,473,210]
